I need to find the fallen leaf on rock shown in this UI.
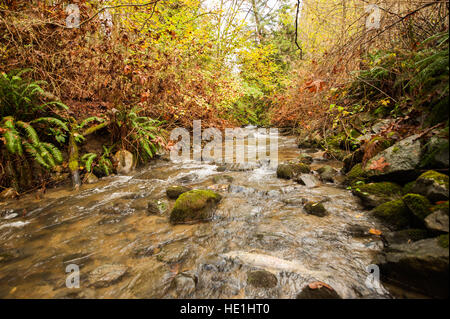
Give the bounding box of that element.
[308,281,334,290]
[369,228,382,236]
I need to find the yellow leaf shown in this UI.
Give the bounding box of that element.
[369,228,382,236]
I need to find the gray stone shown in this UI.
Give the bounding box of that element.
[425,210,449,233]
[89,264,128,288]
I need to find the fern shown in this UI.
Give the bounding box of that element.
[81,153,97,172]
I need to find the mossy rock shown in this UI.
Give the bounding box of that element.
[298,154,313,164]
[351,182,403,208]
[276,163,310,179]
[420,136,449,169]
[344,163,368,186]
[166,185,192,200]
[169,189,222,224]
[304,201,328,217]
[212,175,233,184]
[247,270,278,288]
[412,170,449,202]
[342,149,364,173]
[147,199,167,215]
[402,194,432,221]
[371,199,412,230]
[437,234,449,248]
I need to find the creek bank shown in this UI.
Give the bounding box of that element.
[293,116,449,298]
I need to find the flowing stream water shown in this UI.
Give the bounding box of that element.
[0,131,390,299]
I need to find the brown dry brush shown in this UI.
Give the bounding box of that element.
[0,1,235,131]
[270,0,449,132]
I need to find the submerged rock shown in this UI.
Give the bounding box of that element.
[89,264,128,288]
[212,175,234,184]
[295,174,321,188]
[411,170,449,202]
[276,163,310,180]
[166,185,192,200]
[169,189,222,224]
[247,270,278,289]
[114,150,135,174]
[351,182,403,208]
[377,237,449,298]
[303,201,328,217]
[167,272,197,298]
[316,165,337,182]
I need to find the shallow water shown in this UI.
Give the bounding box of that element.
[0,133,390,299]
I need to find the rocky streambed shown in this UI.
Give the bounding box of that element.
[0,131,447,299]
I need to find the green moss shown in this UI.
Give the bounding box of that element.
[304,202,328,217]
[418,170,449,188]
[437,234,449,248]
[344,163,368,186]
[357,182,403,196]
[170,189,222,224]
[403,181,415,194]
[402,194,432,220]
[371,199,412,229]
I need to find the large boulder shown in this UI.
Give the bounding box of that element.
[276,163,310,180]
[351,182,403,209]
[166,185,192,199]
[364,135,422,182]
[114,150,135,174]
[411,170,449,202]
[377,237,449,298]
[169,189,222,224]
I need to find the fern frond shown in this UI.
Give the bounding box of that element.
[81,153,97,172]
[16,121,39,145]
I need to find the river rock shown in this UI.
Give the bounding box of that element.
[351,182,404,209]
[411,170,449,202]
[166,185,192,199]
[147,199,167,215]
[167,272,197,298]
[84,172,99,184]
[114,150,135,174]
[421,136,449,168]
[296,283,341,299]
[342,149,364,173]
[377,237,449,298]
[295,174,320,188]
[89,264,128,288]
[364,134,422,182]
[169,189,222,224]
[425,209,449,233]
[316,165,337,182]
[276,163,310,180]
[247,270,278,288]
[383,229,429,245]
[298,154,313,164]
[370,199,412,230]
[402,193,432,221]
[303,201,328,217]
[212,175,233,184]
